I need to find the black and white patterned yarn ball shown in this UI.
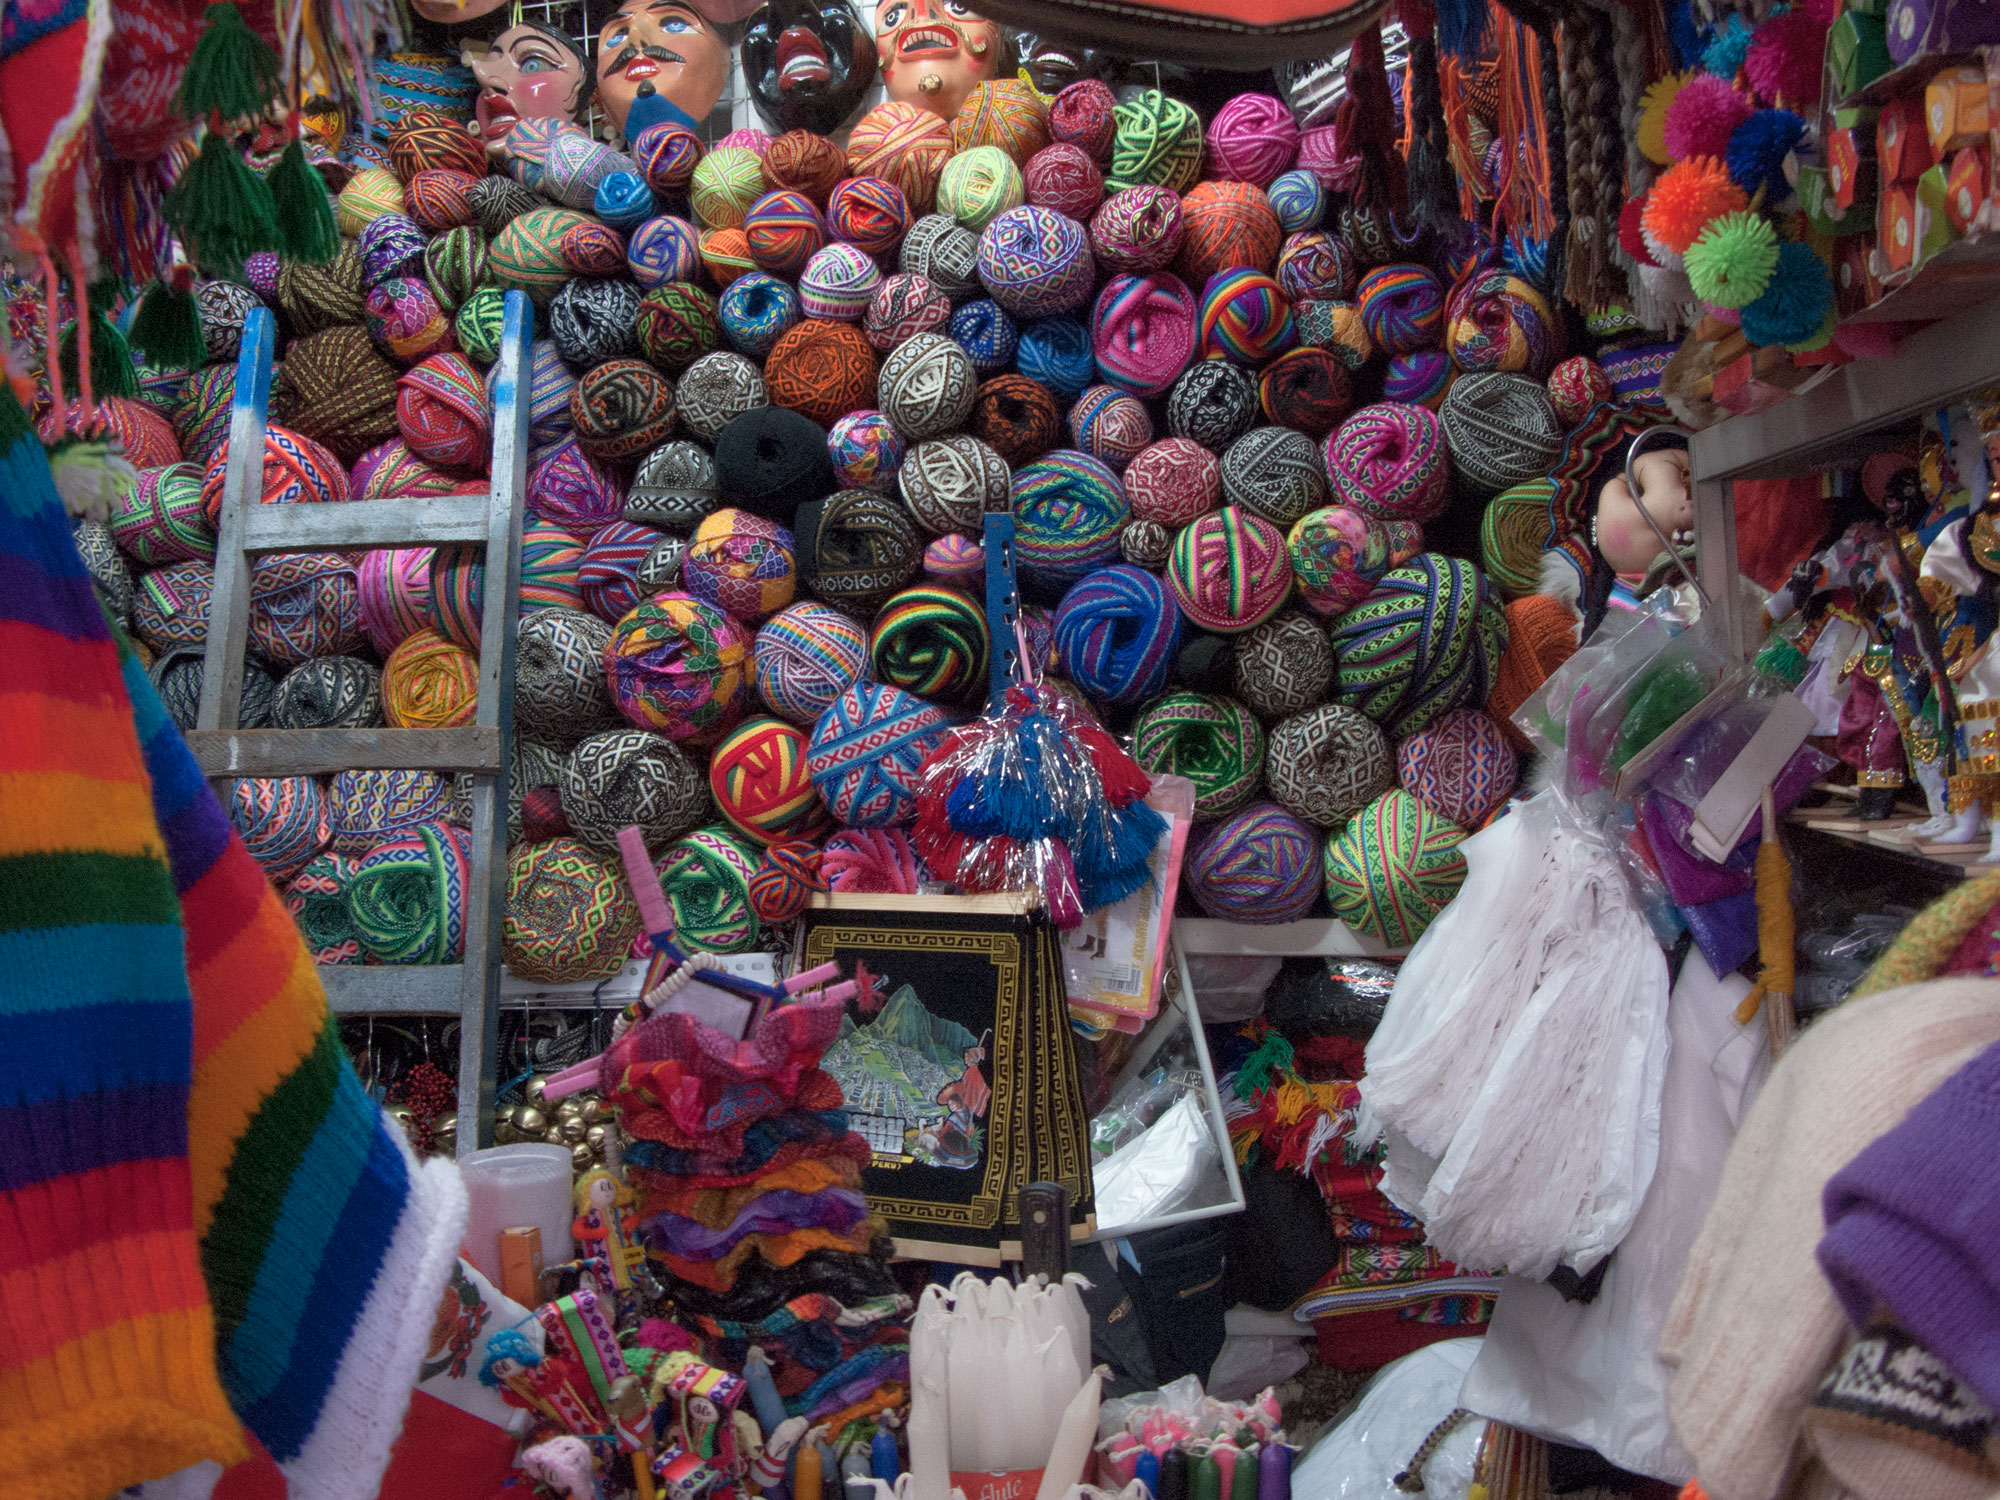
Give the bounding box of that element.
[1438,372,1564,496]
[150,648,279,731]
[627,440,721,529]
[198,280,264,363]
[1120,518,1173,569]
[1166,359,1257,451]
[636,534,688,592]
[549,277,642,367]
[879,332,978,441]
[1221,426,1328,527]
[560,726,710,850]
[74,521,134,625]
[515,606,621,744]
[676,352,770,441]
[273,655,386,729]
[900,215,983,302]
[509,737,571,840]
[899,433,1010,535]
[1265,703,1394,828]
[1233,610,1336,720]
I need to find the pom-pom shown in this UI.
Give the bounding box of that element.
[1683,210,1779,309]
[1662,72,1754,162]
[1636,72,1689,167]
[1739,239,1833,346]
[1640,156,1748,256]
[1703,14,1754,78]
[1743,7,1824,108]
[1725,109,1807,200]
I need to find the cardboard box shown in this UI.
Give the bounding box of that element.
[1947,141,1991,231]
[1925,63,1988,154]
[1831,124,1880,211]
[1879,92,1936,182]
[1916,159,1962,257]
[1829,10,1894,97]
[1881,181,1921,270]
[1836,232,1884,312]
[1801,164,1868,233]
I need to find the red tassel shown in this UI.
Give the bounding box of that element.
[1079,724,1154,807]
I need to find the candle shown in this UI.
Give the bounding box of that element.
[873,1428,901,1483]
[842,1445,871,1489]
[1211,1446,1236,1500]
[1160,1450,1189,1500]
[1190,1454,1220,1500]
[1034,1370,1103,1500]
[797,1445,823,1500]
[1134,1449,1161,1499]
[745,1348,790,1438]
[1229,1449,1257,1500]
[1258,1445,1291,1500]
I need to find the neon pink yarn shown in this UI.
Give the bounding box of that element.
[1090,271,1197,397]
[1205,93,1301,189]
[1662,74,1754,162]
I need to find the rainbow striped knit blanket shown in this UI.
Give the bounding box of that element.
[0,384,466,1500]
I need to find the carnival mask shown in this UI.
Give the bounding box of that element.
[1594,443,1692,581]
[469,24,591,156]
[596,0,732,136]
[1015,30,1107,95]
[873,0,1008,120]
[742,0,878,132]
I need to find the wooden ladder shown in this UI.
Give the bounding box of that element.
[188,291,535,1155]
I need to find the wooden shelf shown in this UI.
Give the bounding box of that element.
[1788,806,1986,878]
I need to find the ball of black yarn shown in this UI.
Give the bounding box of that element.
[469,176,542,235]
[1265,956,1400,1041]
[714,404,838,524]
[273,655,385,729]
[150,648,278,731]
[1176,633,1237,694]
[73,520,133,625]
[550,277,643,369]
[1167,360,1258,451]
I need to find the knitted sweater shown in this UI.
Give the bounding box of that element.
[1659,978,2000,1500]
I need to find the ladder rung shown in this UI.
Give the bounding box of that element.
[241,494,490,552]
[323,964,465,1014]
[188,726,503,777]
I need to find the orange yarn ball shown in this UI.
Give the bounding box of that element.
[766,319,878,428]
[701,227,757,290]
[848,102,953,214]
[388,106,486,183]
[952,80,1051,165]
[1177,180,1282,283]
[1639,156,1748,257]
[763,130,849,206]
[383,627,481,728]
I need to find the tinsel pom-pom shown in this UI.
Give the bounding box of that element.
[1684,210,1780,309]
[1664,73,1754,162]
[1726,109,1807,200]
[1618,196,1658,266]
[1744,8,1826,108]
[1637,72,1691,166]
[1641,156,1748,255]
[1738,239,1833,346]
[1703,14,1754,78]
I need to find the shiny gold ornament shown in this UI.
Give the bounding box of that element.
[571,1142,594,1170]
[586,1123,607,1149]
[560,1115,587,1143]
[526,1074,549,1107]
[389,1105,417,1144]
[514,1105,547,1136]
[581,1097,608,1124]
[432,1112,459,1156]
[1973,509,2000,576]
[494,1120,522,1145]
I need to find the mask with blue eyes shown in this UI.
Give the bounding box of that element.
[594,0,731,137]
[471,22,592,154]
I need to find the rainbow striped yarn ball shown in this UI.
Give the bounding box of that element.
[1356,263,1446,355]
[519,521,586,614]
[1397,706,1518,828]
[230,775,332,882]
[1165,505,1291,633]
[829,410,907,492]
[1011,449,1129,586]
[1131,690,1265,818]
[799,242,882,321]
[426,543,484,650]
[806,679,950,827]
[719,272,802,359]
[504,838,641,983]
[1287,505,1390,616]
[1199,268,1296,365]
[682,508,798,623]
[1053,565,1184,706]
[1068,384,1153,468]
[579,519,669,621]
[1324,402,1450,522]
[605,590,751,745]
[870,583,990,706]
[1188,801,1320,923]
[977,205,1094,319]
[1125,438,1221,526]
[745,189,827,278]
[111,463,215,565]
[710,716,831,843]
[1383,351,1452,409]
[1267,170,1325,233]
[633,123,704,195]
[1322,788,1467,945]
[753,600,869,726]
[397,352,491,472]
[627,216,701,288]
[827,176,910,259]
[1276,229,1354,303]
[925,533,985,585]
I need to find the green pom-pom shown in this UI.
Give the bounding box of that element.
[270,138,339,262]
[164,131,279,280]
[174,2,282,122]
[1683,211,1780,310]
[58,278,139,401]
[129,277,207,369]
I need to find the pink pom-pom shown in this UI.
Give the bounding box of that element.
[1744,8,1826,109]
[1662,74,1754,162]
[821,826,926,893]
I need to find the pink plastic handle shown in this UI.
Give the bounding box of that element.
[543,1058,600,1101]
[617,825,674,937]
[784,962,841,993]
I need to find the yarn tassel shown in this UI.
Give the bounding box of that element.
[1434,0,1489,62]
[129,267,205,370]
[57,278,136,402]
[164,130,280,279]
[1076,724,1152,807]
[174,1,283,121]
[269,132,339,262]
[1233,1028,1296,1100]
[1043,839,1084,928]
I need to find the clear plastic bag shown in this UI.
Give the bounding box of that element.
[1291,1341,1485,1500]
[1183,953,1284,1023]
[1092,1091,1222,1231]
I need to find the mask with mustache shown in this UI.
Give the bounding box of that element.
[594,0,730,136]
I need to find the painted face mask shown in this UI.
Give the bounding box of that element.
[873,0,1008,120]
[741,0,879,133]
[469,24,591,157]
[596,0,731,135]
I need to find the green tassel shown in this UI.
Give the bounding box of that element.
[164,132,279,280]
[59,288,141,402]
[269,138,339,262]
[173,1,282,122]
[1231,1028,1296,1101]
[129,278,207,369]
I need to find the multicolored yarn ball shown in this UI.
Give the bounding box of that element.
[111,463,214,565]
[555,216,626,278]
[698,227,757,289]
[1327,554,1502,737]
[364,276,453,363]
[1186,801,1319,922]
[326,766,456,861]
[946,298,1018,375]
[761,129,847,204]
[1294,301,1367,370]
[530,436,623,534]
[806,680,950,827]
[388,105,485,181]
[900,433,1010,534]
[1287,505,1390,616]
[1050,78,1118,162]
[1221,425,1327,527]
[709,716,830,844]
[196,280,260,362]
[1324,402,1449,522]
[570,358,678,462]
[230,776,332,883]
[578,519,668,621]
[1014,316,1096,396]
[348,820,471,965]
[1479,479,1558,601]
[828,410,907,492]
[469,175,541,235]
[172,366,236,471]
[864,272,952,353]
[1264,701,1390,827]
[924,532,985,585]
[1266,170,1325,234]
[350,440,448,501]
[1232,610,1336,721]
[421,537,490,652]
[521,338,578,451]
[1131,690,1265,817]
[1113,518,1166,569]
[1545,355,1613,428]
[489,207,586,301]
[879,331,978,440]
[1166,358,1257,449]
[504,838,642,982]
[517,521,589,617]
[1354,263,1446,355]
[453,285,507,363]
[1090,185,1184,274]
[337,168,406,236]
[1382,351,1451,409]
[283,853,363,965]
[1445,270,1561,378]
[978,205,1094,318]
[848,102,954,213]
[1258,347,1352,439]
[634,282,721,375]
[1322,788,1467,945]
[868,584,987,706]
[655,826,763,953]
[1205,93,1299,189]
[953,79,1050,164]
[1397,707,1518,828]
[793,489,922,611]
[605,590,750,745]
[765,319,878,427]
[691,146,767,230]
[901,215,984,302]
[799,243,883,322]
[197,423,349,528]
[561,727,708,850]
[357,545,436,655]
[1124,437,1220,526]
[1068,384,1153,468]
[1052,564,1184,706]
[683,507,798,622]
[248,551,363,666]
[718,272,802,359]
[936,145,1025,232]
[1012,449,1129,585]
[1275,230,1355,303]
[637,536,687,596]
[826,176,910,260]
[515,608,618,742]
[1199,269,1295,365]
[1178,181,1283,285]
[1089,272,1196,398]
[396,351,491,472]
[1439,373,1562,496]
[1023,143,1104,221]
[359,213,429,288]
[747,839,825,923]
[382,626,480,727]
[403,167,479,237]
[676,352,769,442]
[753,600,869,726]
[744,189,827,278]
[969,373,1061,466]
[627,216,702,289]
[1165,504,1291,633]
[1107,90,1205,194]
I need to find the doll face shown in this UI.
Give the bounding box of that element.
[597,0,731,135]
[471,26,589,155]
[874,0,1004,119]
[742,0,878,134]
[588,1175,617,1209]
[1596,446,1693,579]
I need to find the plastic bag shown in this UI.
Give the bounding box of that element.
[1515,607,1673,783]
[1093,1091,1222,1231]
[1091,1050,1201,1158]
[1290,1341,1484,1500]
[1183,953,1283,1023]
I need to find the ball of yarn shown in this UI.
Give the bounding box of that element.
[936,145,1025,233]
[347,820,471,965]
[172,366,237,471]
[515,607,619,742]
[754,600,869,726]
[1090,185,1184,274]
[699,227,757,289]
[1124,437,1221,527]
[1267,170,1325,234]
[1113,519,1166,569]
[715,272,802,360]
[357,545,435,654]
[635,282,721,375]
[469,175,542,234]
[1439,373,1562,496]
[766,319,878,427]
[691,146,766,230]
[276,244,364,339]
[626,439,719,531]
[1397,706,1518,827]
[634,124,704,196]
[1355,263,1446,355]
[284,853,363,965]
[744,189,827,278]
[1068,384,1153,468]
[1108,90,1204,194]
[925,533,985,585]
[848,102,953,213]
[1053,565,1184,706]
[1546,355,1613,428]
[627,216,702,289]
[150,647,274,730]
[519,521,586,614]
[828,410,907,492]
[1479,479,1557,601]
[655,826,763,953]
[1446,270,1561,378]
[249,551,363,666]
[866,583,987,706]
[352,439,452,501]
[807,680,950,827]
[1050,78,1118,162]
[953,79,1050,164]
[795,244,880,323]
[383,627,480,727]
[900,215,983,301]
[570,359,678,462]
[561,727,708,849]
[1322,788,1467,944]
[1221,426,1326,527]
[1023,143,1104,221]
[531,436,623,533]
[1328,554,1503,737]
[969,373,1060,466]
[579,519,668,621]
[978,205,1094,319]
[864,272,953,353]
[606,591,750,744]
[396,351,492,472]
[637,536,687,596]
[360,213,429,288]
[1229,609,1333,721]
[230,776,332,882]
[676,352,769,442]
[455,285,507,363]
[1178,181,1283,285]
[900,433,1010,534]
[715,406,836,524]
[274,655,383,730]
[794,489,922,611]
[556,216,626,279]
[197,422,350,528]
[111,463,215,565]
[1199,268,1296,365]
[1090,272,1196,398]
[364,276,452,363]
[1287,505,1390,615]
[546,278,639,368]
[1276,229,1355,303]
[1205,93,1300,189]
[762,129,847,205]
[683,507,798,622]
[197,280,260,362]
[389,105,485,181]
[490,207,587,301]
[49,396,179,467]
[279,324,401,466]
[326,767,452,855]
[748,840,825,923]
[947,298,1018,374]
[1265,701,1393,827]
[504,838,642,983]
[1012,449,1129,585]
[710,716,830,844]
[338,168,405,235]
[1132,690,1265,817]
[1014,316,1096,396]
[877,331,978,441]
[1258,347,1352,439]
[1325,403,1449,522]
[1166,359,1257,450]
[826,176,910,260]
[1382,350,1452,409]
[1187,801,1319,922]
[522,339,578,449]
[1166,505,1291,633]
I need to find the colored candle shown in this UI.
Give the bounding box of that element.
[796,1445,822,1500]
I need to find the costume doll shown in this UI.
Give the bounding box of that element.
[574,1166,646,1292]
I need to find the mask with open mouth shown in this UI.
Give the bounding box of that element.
[595,0,732,137]
[468,23,592,157]
[1015,31,1109,95]
[873,0,1010,120]
[741,0,878,133]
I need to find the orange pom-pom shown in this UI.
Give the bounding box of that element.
[1640,157,1749,257]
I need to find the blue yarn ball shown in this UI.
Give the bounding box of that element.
[1267,170,1325,233]
[1703,13,1753,77]
[1739,240,1833,347]
[949,298,1019,374]
[1052,565,1184,706]
[628,216,700,288]
[719,272,803,359]
[806,679,950,827]
[1016,316,1096,397]
[1012,449,1129,586]
[596,171,657,230]
[1726,109,1807,201]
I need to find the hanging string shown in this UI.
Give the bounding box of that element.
[1492,9,1555,249]
[1436,53,1484,219]
[1404,27,1463,238]
[1538,23,1567,295]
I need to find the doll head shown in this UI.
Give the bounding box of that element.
[1592,431,1691,582]
[596,0,735,136]
[1014,29,1109,95]
[873,0,1012,119]
[742,0,878,133]
[470,23,593,155]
